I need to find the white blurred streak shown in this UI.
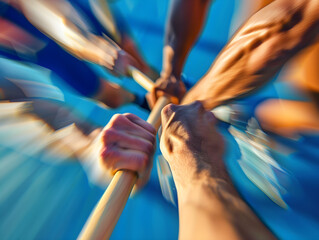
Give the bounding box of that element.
[157,155,176,206]
[0,58,65,102]
[229,119,291,208]
[7,77,64,100]
[0,103,89,239]
[0,103,54,156]
[2,166,55,239]
[0,102,28,117]
[212,105,233,124]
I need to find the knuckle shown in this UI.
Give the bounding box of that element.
[108,115,118,127]
[100,148,119,175]
[109,114,126,127]
[162,103,177,116]
[109,113,121,123]
[144,142,154,155]
[149,133,156,144]
[99,147,113,167]
[193,100,204,110]
[101,128,117,143]
[186,101,205,114]
[123,113,134,118]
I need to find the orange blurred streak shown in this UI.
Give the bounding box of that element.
[256,99,319,136]
[285,42,319,94]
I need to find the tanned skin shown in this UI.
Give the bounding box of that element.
[99,1,319,238]
[98,102,276,239]
[182,0,319,109]
[151,0,319,111]
[149,0,213,107]
[160,102,276,240]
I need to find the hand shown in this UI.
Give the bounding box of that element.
[159,101,228,193]
[147,75,186,109]
[99,113,156,189]
[160,102,276,240]
[94,36,140,77]
[112,49,140,76]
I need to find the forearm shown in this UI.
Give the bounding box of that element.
[160,102,275,239]
[178,177,275,240]
[162,0,212,78]
[18,0,109,65]
[183,0,319,109]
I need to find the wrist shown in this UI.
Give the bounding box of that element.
[177,172,236,206]
[161,46,183,79]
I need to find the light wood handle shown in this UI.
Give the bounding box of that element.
[128,66,155,92]
[78,170,137,240]
[146,96,170,128]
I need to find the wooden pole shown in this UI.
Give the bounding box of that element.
[78,170,137,240]
[78,68,170,240]
[128,66,155,92]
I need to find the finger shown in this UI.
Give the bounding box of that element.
[161,103,177,127]
[101,128,154,155]
[205,111,218,124]
[101,58,115,70]
[124,113,156,134]
[114,149,149,177]
[117,134,155,155]
[125,125,156,145]
[107,114,156,143]
[155,83,179,104]
[101,147,150,176]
